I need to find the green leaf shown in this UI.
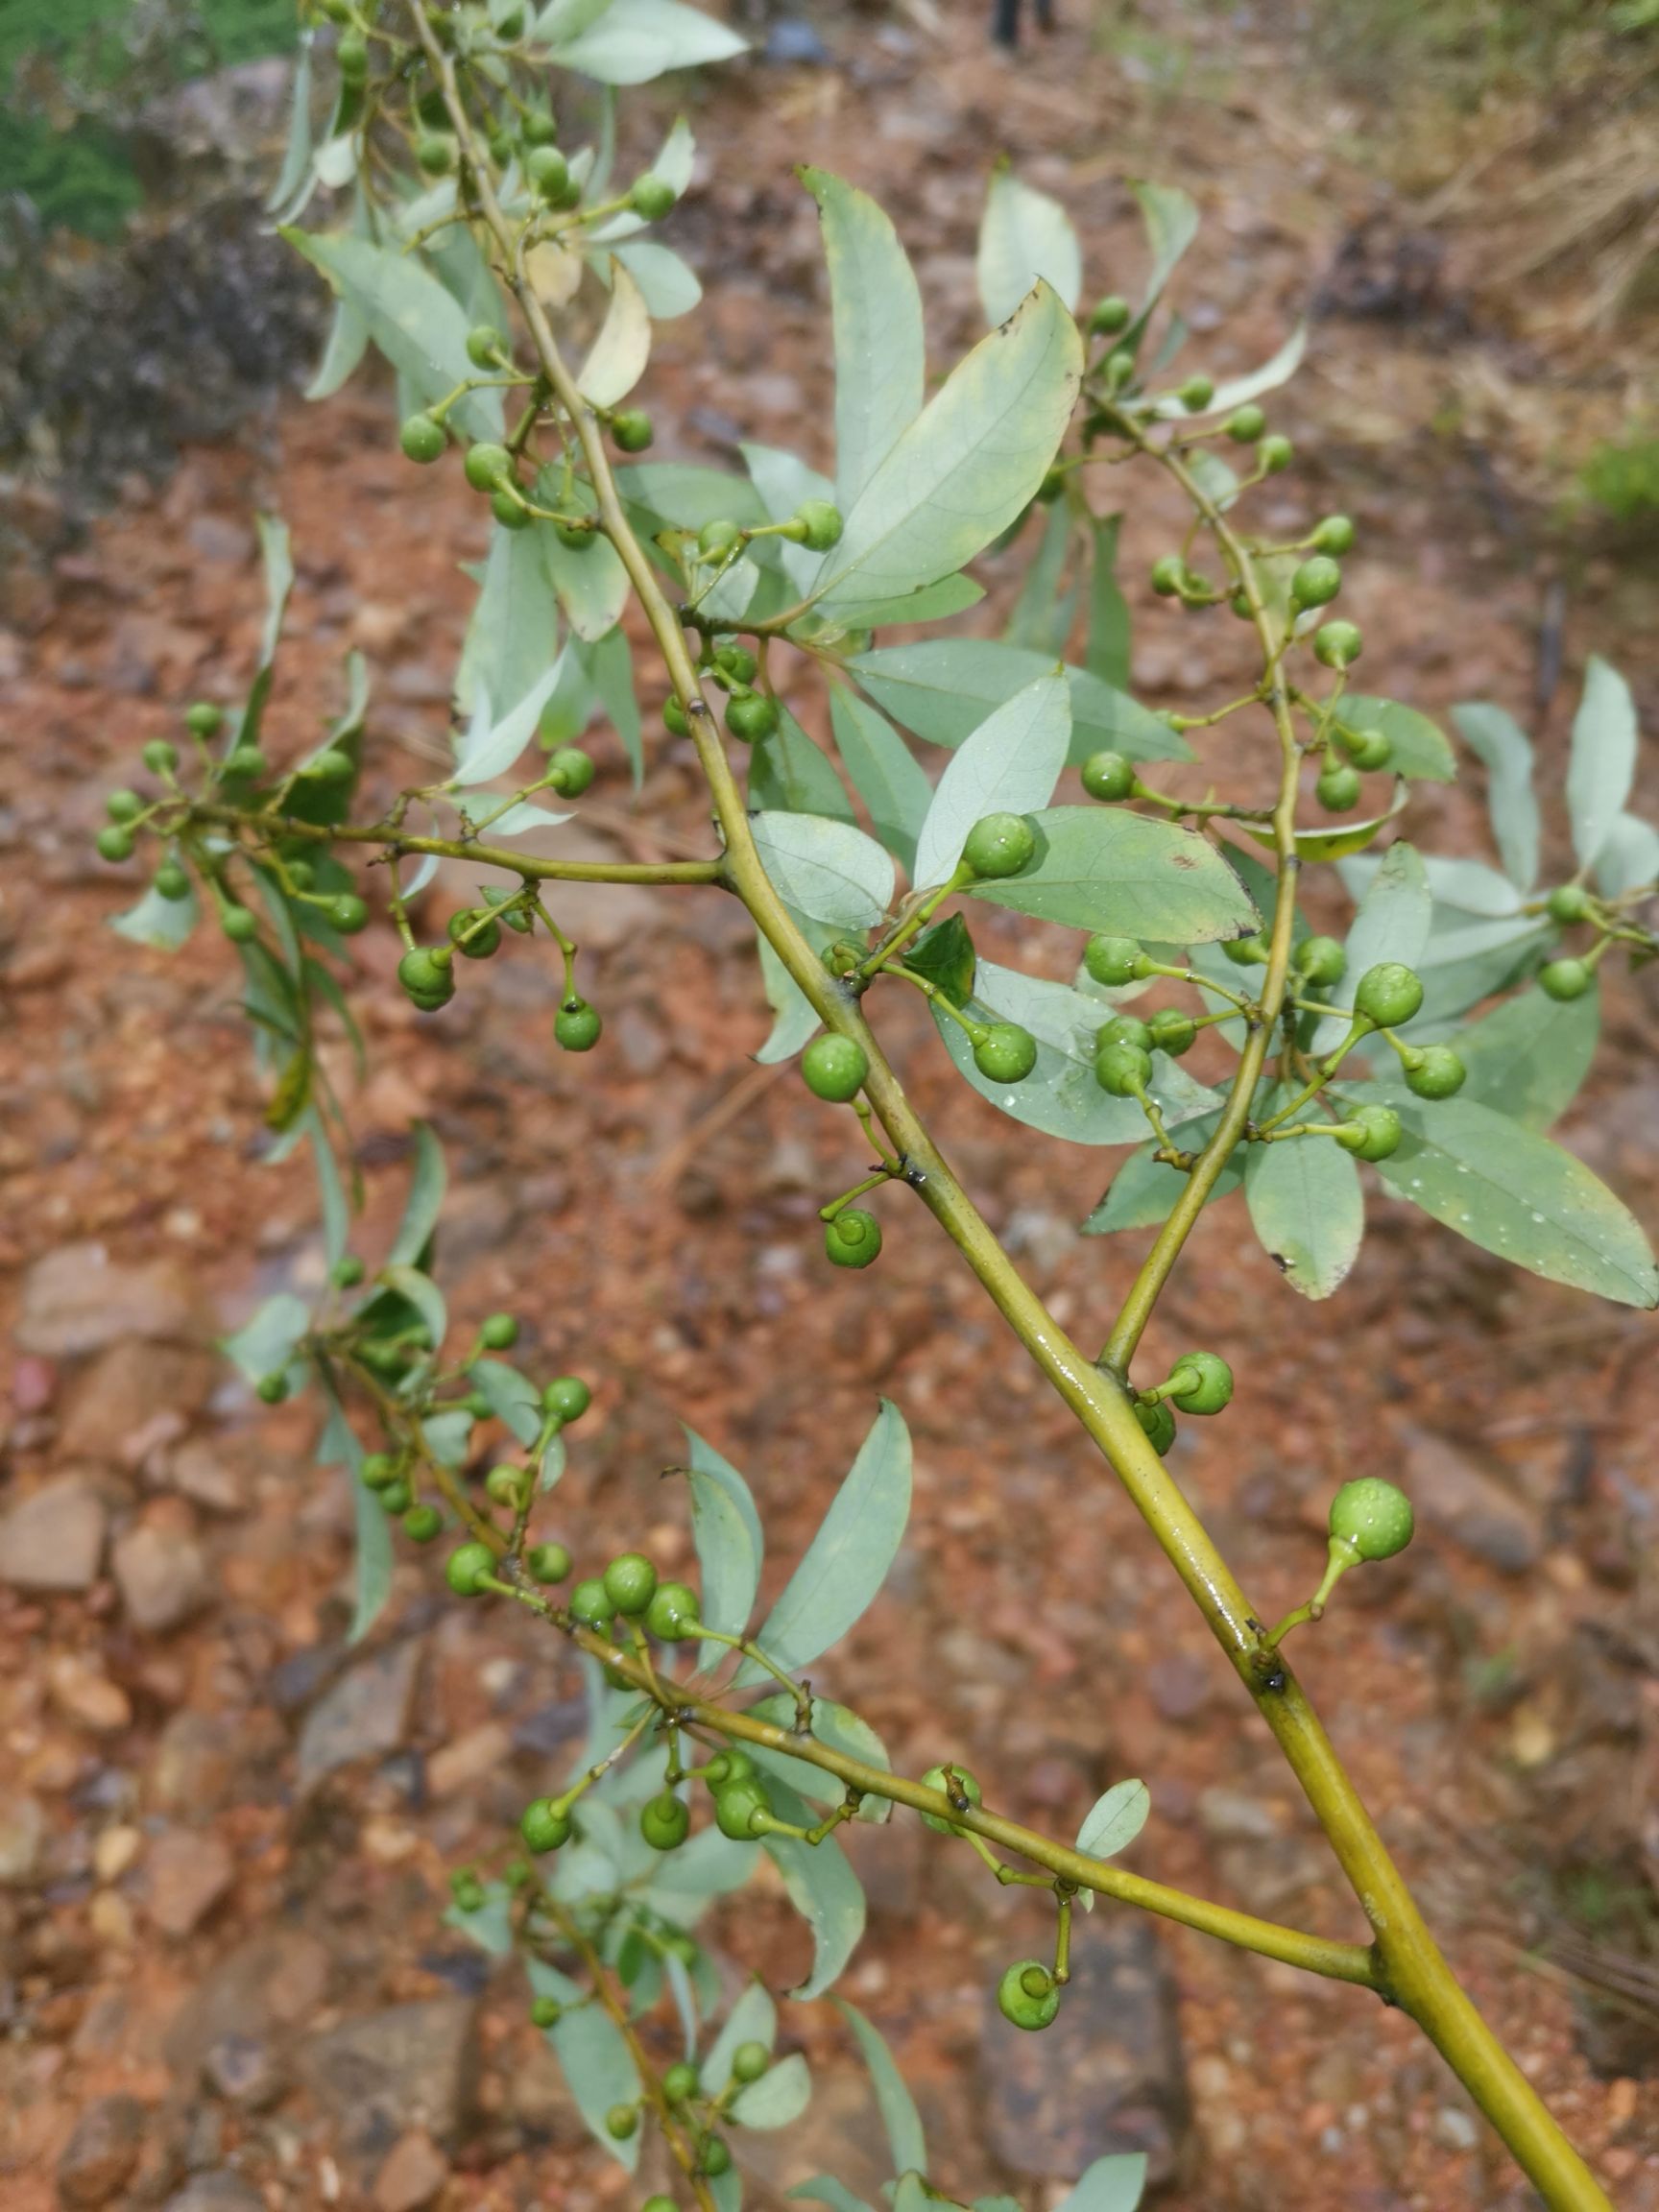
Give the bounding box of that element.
[266,29,315,217]
[811,284,1083,611]
[791,2182,878,2212]
[223,1292,309,1384]
[751,709,856,824]
[468,1357,543,1445]
[1413,910,1551,1027]
[732,2052,813,2130]
[1332,697,1456,782]
[976,164,1082,325]
[1346,1083,1658,1308]
[541,0,746,83]
[616,461,768,536]
[1452,701,1539,892]
[454,655,567,786]
[829,687,932,873]
[756,911,834,1064]
[851,639,1186,766]
[803,170,926,508]
[906,913,977,1008]
[1567,655,1638,870]
[1153,325,1305,420]
[742,1400,911,1681]
[834,1999,926,2181]
[750,811,896,930]
[318,1387,395,1645]
[526,1959,643,2168]
[743,441,837,596]
[824,574,986,631]
[1054,2154,1148,2212]
[702,1983,777,2094]
[1455,981,1600,1130]
[1075,1778,1150,1858]
[1130,181,1198,314]
[1313,840,1429,1054]
[749,1693,893,1821]
[1081,1109,1244,1234]
[109,878,200,951]
[282,230,503,444]
[421,1408,476,1470]
[969,806,1257,944]
[578,626,643,788]
[1244,780,1409,864]
[540,485,631,644]
[1003,502,1077,657]
[378,1264,446,1349]
[389,1124,447,1268]
[1595,811,1659,897]
[913,672,1070,889]
[1242,1119,1364,1301]
[577,258,652,406]
[685,1425,763,1671]
[1085,514,1131,693]
[613,238,702,318]
[762,1778,866,1998]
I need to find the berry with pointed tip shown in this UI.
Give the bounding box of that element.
[555,998,602,1051]
[1540,957,1592,1001]
[446,1541,497,1597]
[1259,434,1294,473]
[525,145,570,199]
[1150,553,1187,597]
[962,811,1036,878]
[1089,295,1130,334]
[731,2041,770,2084]
[1147,1007,1196,1056]
[465,325,503,369]
[974,1022,1038,1083]
[826,1210,882,1268]
[1313,620,1363,670]
[464,442,514,493]
[1094,1041,1152,1097]
[184,701,224,739]
[645,1579,700,1642]
[1135,1397,1177,1455]
[548,746,595,795]
[1354,962,1424,1028]
[522,1797,574,1853]
[1547,884,1592,925]
[726,691,780,744]
[527,1541,573,1583]
[1166,1349,1233,1415]
[794,500,844,551]
[1329,1476,1414,1562]
[1335,1103,1402,1162]
[1080,749,1136,802]
[998,1960,1060,2032]
[1226,403,1266,442]
[1083,934,1146,987]
[611,410,654,452]
[1405,1044,1465,1099]
[920,1764,982,1834]
[604,1552,658,1617]
[802,1033,868,1102]
[1316,761,1360,812]
[1294,935,1346,987]
[630,173,677,220]
[640,1792,690,1850]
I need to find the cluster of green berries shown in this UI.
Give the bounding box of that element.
[1537,883,1604,1002]
[1347,963,1465,1099]
[1130,1349,1233,1457]
[397,888,602,1051]
[603,2041,767,2177]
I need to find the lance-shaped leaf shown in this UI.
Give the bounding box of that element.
[1082,1108,1246,1234]
[526,1960,643,2168]
[851,639,1185,765]
[578,257,652,405]
[685,1425,762,1671]
[1567,655,1638,870]
[750,709,857,824]
[453,660,567,785]
[1086,514,1131,692]
[1453,701,1539,892]
[1596,812,1659,897]
[110,879,200,952]
[810,284,1083,610]
[968,807,1257,944]
[757,909,836,1063]
[1332,696,1456,782]
[317,1387,395,1644]
[792,2183,878,2212]
[835,2000,926,2181]
[1453,981,1600,1131]
[1312,840,1430,1054]
[976,164,1082,325]
[1075,1779,1150,1859]
[732,2053,813,2130]
[750,811,896,930]
[540,0,746,83]
[223,1292,309,1385]
[1243,780,1409,864]
[804,169,926,507]
[389,1124,447,1266]
[739,1400,911,1681]
[457,524,560,723]
[1243,1118,1364,1301]
[612,238,701,317]
[1152,325,1306,420]
[912,672,1070,889]
[829,687,932,873]
[1131,180,1198,315]
[762,1777,866,1998]
[1054,2155,1148,2212]
[702,1983,777,2094]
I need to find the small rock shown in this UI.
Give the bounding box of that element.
[373,2130,450,2212]
[0,1475,107,1592]
[112,1520,209,1633]
[49,1655,132,1736]
[12,1355,57,1412]
[425,1721,512,1800]
[203,2032,285,2108]
[93,1824,143,1884]
[1404,1429,1542,1575]
[164,1932,330,2085]
[16,1242,204,1357]
[1146,1650,1213,1722]
[296,1638,422,1794]
[57,2092,147,2206]
[148,1711,242,1815]
[146,1829,234,1937]
[0,1791,47,1886]
[170,1439,249,1515]
[60,1339,216,1464]
[1433,2104,1479,2152]
[1195,1788,1285,1841]
[300,1999,479,2168]
[162,2176,265,2212]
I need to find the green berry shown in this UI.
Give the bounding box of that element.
[1135,1397,1177,1455]
[378,1479,412,1516]
[1166,1349,1233,1415]
[1540,957,1592,1001]
[1344,727,1391,772]
[1313,620,1363,671]
[398,948,455,1009]
[604,1552,659,1617]
[726,691,780,744]
[1096,1013,1152,1052]
[1177,373,1214,411]
[522,1798,574,1854]
[662,696,691,737]
[448,910,501,959]
[331,893,370,933]
[1221,932,1269,967]
[142,738,180,775]
[1150,553,1187,597]
[826,1210,882,1268]
[998,1960,1060,2032]
[974,1022,1038,1083]
[1103,348,1135,390]
[920,1764,982,1835]
[962,811,1037,879]
[1080,750,1136,803]
[731,2041,769,2084]
[1094,1041,1151,1097]
[548,746,595,796]
[543,1376,591,1422]
[568,1578,613,1631]
[446,1541,497,1597]
[304,748,354,783]
[527,1542,573,1583]
[1329,1476,1414,1562]
[255,1371,289,1405]
[332,1254,366,1290]
[1315,762,1360,812]
[416,133,455,175]
[463,442,514,493]
[1405,1045,1465,1099]
[712,1779,770,1841]
[479,1312,518,1351]
[706,1748,756,1789]
[1294,935,1346,988]
[465,324,503,370]
[1259,434,1294,473]
[360,1454,398,1491]
[450,1872,485,1912]
[286,860,315,892]
[1335,1103,1402,1163]
[522,108,558,145]
[1312,515,1356,556]
[1083,934,1147,988]
[484,1465,525,1509]
[552,519,594,552]
[1290,555,1342,611]
[1354,961,1424,1029]
[184,702,223,739]
[606,2104,639,2143]
[225,745,267,781]
[1546,884,1592,925]
[661,2063,698,2104]
[793,500,844,552]
[699,518,743,558]
[336,30,368,80]
[1225,403,1266,443]
[530,1996,562,2030]
[107,788,143,823]
[700,2139,732,2178]
[221,905,257,943]
[526,145,570,199]
[611,410,654,452]
[492,490,532,532]
[403,1503,443,1542]
[640,1792,690,1851]
[802,1033,868,1103]
[645,1580,701,1642]
[1089,295,1130,334]
[555,998,602,1050]
[630,173,677,220]
[715,643,757,685]
[95,825,135,863]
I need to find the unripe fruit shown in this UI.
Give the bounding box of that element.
[726,691,780,744]
[1312,514,1356,556]
[1080,750,1136,803]
[403,1503,442,1542]
[998,1960,1060,2032]
[661,2063,698,2104]
[1354,961,1424,1029]
[1259,433,1293,473]
[794,500,844,551]
[568,1578,613,1630]
[450,1872,485,1913]
[662,696,691,736]
[715,642,757,685]
[826,1210,882,1268]
[333,1254,367,1289]
[640,1792,690,1850]
[379,1479,412,1516]
[479,1311,518,1350]
[1294,935,1346,987]
[143,738,180,774]
[525,145,570,199]
[1147,1007,1196,1056]
[1540,957,1592,1001]
[1315,762,1360,812]
[1335,1103,1402,1162]
[485,1464,525,1508]
[1225,403,1265,442]
[530,1996,562,2030]
[544,1375,591,1421]
[920,1763,982,1834]
[398,948,455,1008]
[1094,1041,1151,1097]
[1089,295,1130,334]
[465,324,503,369]
[255,1371,289,1404]
[731,2041,770,2084]
[1150,553,1186,597]
[962,811,1037,879]
[286,860,315,892]
[305,748,354,783]
[416,133,454,175]
[1177,373,1214,411]
[706,1748,756,1789]
[522,108,558,145]
[604,1552,659,1616]
[446,1541,497,1596]
[527,1542,573,1583]
[331,893,370,933]
[700,517,743,558]
[548,746,595,795]
[554,518,594,551]
[713,1780,770,1840]
[1221,932,1268,966]
[184,702,224,738]
[1290,555,1342,610]
[336,30,368,80]
[606,2100,639,2141]
[1097,1013,1153,1052]
[222,905,257,942]
[1083,934,1145,987]
[555,998,602,1050]
[611,410,654,452]
[96,825,135,863]
[1547,884,1592,925]
[1166,1349,1233,1415]
[107,788,143,822]
[463,442,514,493]
[1135,1397,1177,1455]
[449,910,501,959]
[645,1579,700,1642]
[492,490,531,531]
[1329,1475,1414,1562]
[1405,1045,1465,1099]
[361,1454,399,1491]
[226,744,267,780]
[974,1022,1038,1083]
[1103,349,1135,391]
[802,1033,868,1102]
[1313,620,1363,671]
[700,2139,733,2177]
[630,173,677,220]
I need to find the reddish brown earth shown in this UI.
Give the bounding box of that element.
[4,7,1659,2211]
